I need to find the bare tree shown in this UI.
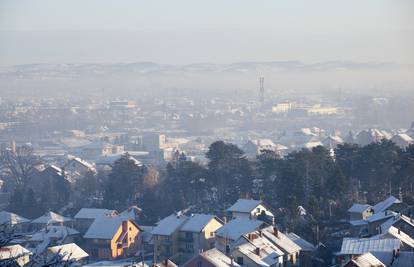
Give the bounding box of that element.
[0,145,40,186]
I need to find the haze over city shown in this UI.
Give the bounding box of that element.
[0,1,414,267]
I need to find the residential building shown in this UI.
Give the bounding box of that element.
[182,248,240,267]
[0,245,31,267]
[74,208,117,234]
[47,243,89,265]
[151,213,188,262]
[227,199,275,223]
[83,215,142,260]
[178,214,223,262]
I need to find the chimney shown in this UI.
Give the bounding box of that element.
[398,229,401,235]
[164,259,168,267]
[273,227,279,238]
[255,247,260,256]
[258,230,262,237]
[223,216,227,224]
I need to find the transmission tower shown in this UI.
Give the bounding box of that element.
[259,77,265,104]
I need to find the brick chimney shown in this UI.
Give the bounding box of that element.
[255,247,260,256]
[273,227,279,238]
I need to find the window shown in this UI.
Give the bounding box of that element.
[129,227,132,231]
[210,232,214,237]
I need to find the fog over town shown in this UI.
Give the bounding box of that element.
[1,1,414,267]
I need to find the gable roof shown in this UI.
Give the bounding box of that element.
[199,248,241,267]
[215,218,264,241]
[261,226,301,254]
[347,252,385,267]
[348,204,372,213]
[0,244,31,260]
[372,196,402,214]
[227,199,262,213]
[180,214,221,233]
[371,251,414,267]
[31,211,73,224]
[30,225,79,242]
[74,208,117,219]
[151,214,188,236]
[47,243,89,261]
[287,233,316,251]
[0,211,30,225]
[236,234,284,266]
[379,214,414,234]
[339,238,400,255]
[84,215,137,240]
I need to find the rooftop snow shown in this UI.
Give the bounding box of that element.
[215,218,264,240]
[151,214,188,236]
[74,208,117,219]
[0,211,30,225]
[348,204,372,213]
[47,243,89,261]
[227,199,262,213]
[372,196,402,214]
[31,211,73,224]
[339,238,400,255]
[83,215,131,240]
[180,214,218,232]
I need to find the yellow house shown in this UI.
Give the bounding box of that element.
[83,215,141,259]
[178,214,224,263]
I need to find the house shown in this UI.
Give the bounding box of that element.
[378,214,414,238]
[343,252,385,267]
[0,211,30,232]
[373,226,414,250]
[0,245,31,267]
[47,243,89,265]
[63,155,97,182]
[26,225,80,251]
[287,233,316,267]
[260,226,301,266]
[178,214,223,262]
[151,213,188,262]
[182,248,241,267]
[227,199,274,223]
[31,211,74,230]
[372,196,406,214]
[152,259,178,267]
[232,231,284,267]
[338,238,400,264]
[215,218,266,253]
[391,133,414,149]
[80,141,124,159]
[74,208,118,234]
[347,204,373,221]
[83,215,142,259]
[371,251,414,267]
[366,210,398,236]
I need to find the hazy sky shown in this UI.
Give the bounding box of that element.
[1,0,413,65]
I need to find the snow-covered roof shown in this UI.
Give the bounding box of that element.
[84,215,135,240]
[180,214,219,232]
[372,251,414,267]
[347,252,385,267]
[151,214,188,236]
[339,238,400,255]
[66,155,96,172]
[47,243,89,261]
[0,211,30,225]
[119,206,142,221]
[348,204,372,213]
[287,233,316,251]
[0,244,31,260]
[30,225,79,242]
[392,133,414,143]
[31,211,73,224]
[366,210,397,223]
[215,218,264,241]
[261,226,301,254]
[74,208,117,219]
[227,199,262,213]
[379,214,414,234]
[381,226,414,249]
[200,248,241,267]
[372,196,402,214]
[236,237,284,266]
